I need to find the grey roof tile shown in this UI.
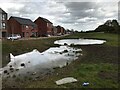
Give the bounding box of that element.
[11,16,37,27]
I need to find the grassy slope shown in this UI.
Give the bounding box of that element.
[2,32,119,88]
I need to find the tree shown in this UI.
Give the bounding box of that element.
[95,19,119,34]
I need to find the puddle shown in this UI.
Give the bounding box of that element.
[54,39,106,45]
[0,46,82,78]
[1,39,106,80]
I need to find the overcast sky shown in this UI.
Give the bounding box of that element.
[0,0,119,31]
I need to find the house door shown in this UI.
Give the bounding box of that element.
[22,32,24,37]
[2,32,6,37]
[26,32,29,37]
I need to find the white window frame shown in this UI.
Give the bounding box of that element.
[2,22,6,29]
[2,14,5,20]
[26,25,29,29]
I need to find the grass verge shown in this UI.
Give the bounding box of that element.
[2,32,119,88]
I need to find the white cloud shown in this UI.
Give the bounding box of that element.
[77,17,97,22]
[85,9,94,12]
[0,1,119,31]
[0,2,24,11]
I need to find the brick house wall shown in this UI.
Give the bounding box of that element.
[34,18,47,36]
[34,17,53,37]
[8,17,38,38]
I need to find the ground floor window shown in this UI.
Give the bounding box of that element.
[31,32,37,37]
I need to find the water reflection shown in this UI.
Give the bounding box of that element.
[54,39,106,45]
[1,46,82,78]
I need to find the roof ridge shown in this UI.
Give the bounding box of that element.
[11,16,31,20]
[0,8,7,13]
[10,16,37,27]
[38,17,52,24]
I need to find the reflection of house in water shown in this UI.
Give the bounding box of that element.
[8,16,38,38]
[0,8,8,38]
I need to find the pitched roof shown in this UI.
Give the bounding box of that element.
[56,25,61,28]
[10,16,37,27]
[38,17,53,24]
[0,8,7,14]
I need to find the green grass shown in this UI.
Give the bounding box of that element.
[2,32,119,88]
[71,63,118,88]
[25,63,118,88]
[0,41,2,51]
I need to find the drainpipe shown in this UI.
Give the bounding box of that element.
[11,24,14,41]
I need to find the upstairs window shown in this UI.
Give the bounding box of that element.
[26,25,29,29]
[2,22,6,29]
[47,23,49,27]
[2,14,5,20]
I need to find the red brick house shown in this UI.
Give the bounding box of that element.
[61,26,65,35]
[56,25,65,35]
[52,26,57,36]
[8,16,38,38]
[56,25,61,35]
[34,17,53,37]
